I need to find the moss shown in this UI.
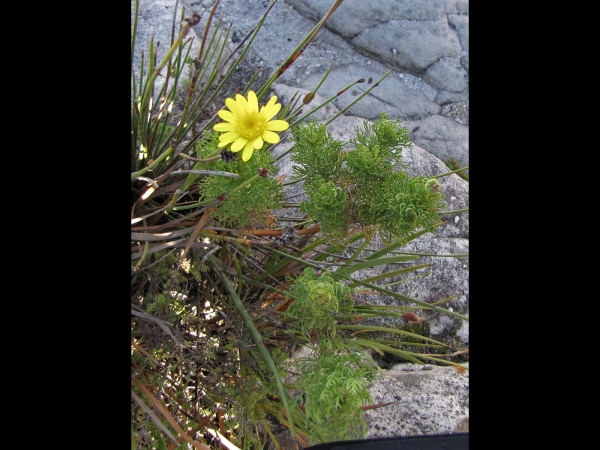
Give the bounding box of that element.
[444,158,469,181]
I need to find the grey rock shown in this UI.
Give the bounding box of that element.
[286,0,460,39]
[441,101,469,125]
[456,0,469,14]
[448,13,469,54]
[403,115,469,170]
[424,56,469,93]
[302,64,442,121]
[351,19,462,73]
[272,83,341,124]
[435,89,470,105]
[461,54,469,72]
[180,0,468,167]
[286,0,466,74]
[365,363,469,437]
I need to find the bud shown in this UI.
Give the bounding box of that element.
[401,312,422,323]
[425,179,441,195]
[454,365,466,374]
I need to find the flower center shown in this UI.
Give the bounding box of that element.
[237,111,266,140]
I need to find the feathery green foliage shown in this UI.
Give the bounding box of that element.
[196,133,284,229]
[296,349,376,443]
[290,113,444,244]
[284,269,378,444]
[284,268,354,346]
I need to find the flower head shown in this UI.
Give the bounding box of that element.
[213,90,289,162]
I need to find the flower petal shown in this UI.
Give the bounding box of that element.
[231,137,248,152]
[218,131,240,143]
[217,110,237,123]
[226,97,241,115]
[266,96,277,109]
[262,130,281,144]
[252,136,264,149]
[235,93,249,111]
[260,101,281,121]
[242,141,255,162]
[266,120,289,132]
[214,123,237,131]
[247,91,259,112]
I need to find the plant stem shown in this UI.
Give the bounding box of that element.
[138,13,201,145]
[208,255,298,449]
[433,167,469,178]
[441,208,469,214]
[131,146,174,181]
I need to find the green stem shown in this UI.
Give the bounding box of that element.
[175,3,221,139]
[208,255,297,447]
[179,149,222,193]
[138,15,200,137]
[131,146,174,181]
[345,237,369,266]
[441,208,469,214]
[229,174,259,195]
[339,326,446,345]
[175,173,260,212]
[433,167,469,178]
[340,274,469,321]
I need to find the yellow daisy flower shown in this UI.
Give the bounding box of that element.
[213,90,290,162]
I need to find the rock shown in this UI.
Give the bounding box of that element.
[302,64,442,121]
[403,115,469,171]
[181,0,469,167]
[365,363,469,437]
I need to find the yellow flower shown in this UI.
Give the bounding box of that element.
[213,90,289,162]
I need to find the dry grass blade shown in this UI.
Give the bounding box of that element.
[360,401,397,411]
[131,308,183,350]
[272,0,344,80]
[179,206,217,264]
[131,239,213,260]
[131,226,197,241]
[131,340,160,364]
[167,415,214,450]
[132,377,208,450]
[132,390,180,446]
[206,428,242,450]
[131,204,171,224]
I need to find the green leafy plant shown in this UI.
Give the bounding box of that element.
[131,1,469,449]
[443,157,469,181]
[289,114,444,245]
[283,269,378,443]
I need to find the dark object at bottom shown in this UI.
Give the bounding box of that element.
[304,433,468,450]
